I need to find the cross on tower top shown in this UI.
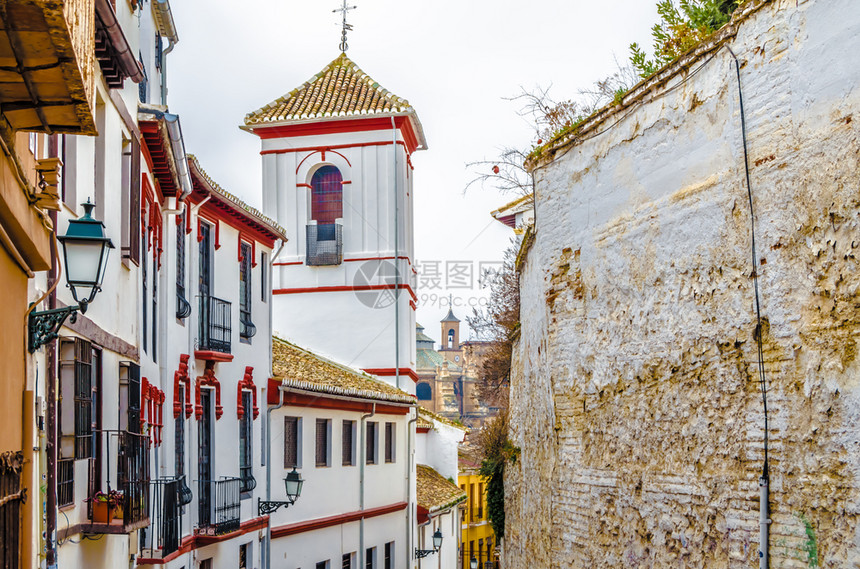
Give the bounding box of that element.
[333,0,357,52]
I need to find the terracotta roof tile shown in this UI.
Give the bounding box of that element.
[245,53,414,126]
[272,337,416,405]
[417,464,466,513]
[186,155,287,241]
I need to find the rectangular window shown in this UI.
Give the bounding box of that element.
[316,562,330,569]
[176,212,190,319]
[342,553,354,569]
[59,338,94,459]
[152,247,158,362]
[469,484,475,522]
[342,420,355,466]
[384,422,395,463]
[384,542,393,569]
[239,241,254,340]
[175,386,185,478]
[261,252,268,302]
[315,419,330,467]
[365,547,376,569]
[478,482,483,519]
[199,560,211,569]
[120,137,140,264]
[239,543,248,569]
[284,417,300,468]
[239,392,254,492]
[366,422,377,465]
[142,217,149,355]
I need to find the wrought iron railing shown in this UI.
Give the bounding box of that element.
[198,478,241,535]
[306,223,343,266]
[141,477,182,559]
[58,458,75,507]
[239,309,256,339]
[198,295,231,353]
[87,430,150,529]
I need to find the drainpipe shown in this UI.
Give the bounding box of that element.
[45,211,58,569]
[160,39,175,106]
[391,117,400,392]
[360,402,377,568]
[264,387,286,569]
[406,407,418,569]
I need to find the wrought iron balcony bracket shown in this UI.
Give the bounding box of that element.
[414,548,438,559]
[257,497,295,516]
[28,304,82,353]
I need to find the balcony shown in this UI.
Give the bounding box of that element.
[0,0,98,134]
[197,478,240,536]
[81,431,150,534]
[306,222,342,266]
[198,295,231,356]
[140,476,192,560]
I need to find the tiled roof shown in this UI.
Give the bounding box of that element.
[417,415,434,430]
[416,326,435,345]
[419,407,468,433]
[187,155,287,241]
[245,53,414,126]
[272,337,416,405]
[491,193,534,219]
[417,464,466,513]
[442,308,460,322]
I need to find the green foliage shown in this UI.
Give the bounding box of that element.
[629,0,740,79]
[613,87,629,105]
[798,513,819,567]
[477,412,518,538]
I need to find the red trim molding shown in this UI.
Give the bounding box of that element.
[194,350,234,363]
[417,426,431,434]
[271,501,408,539]
[278,390,412,415]
[195,364,223,420]
[363,368,420,384]
[253,116,420,154]
[137,516,269,565]
[237,366,259,420]
[274,284,417,302]
[173,354,193,419]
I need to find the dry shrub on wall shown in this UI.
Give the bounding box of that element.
[477,410,518,539]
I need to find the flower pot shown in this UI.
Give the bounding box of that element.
[92,501,112,524]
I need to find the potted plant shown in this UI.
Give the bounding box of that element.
[89,490,123,523]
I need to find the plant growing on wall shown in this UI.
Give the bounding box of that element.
[478,410,518,539]
[630,0,741,78]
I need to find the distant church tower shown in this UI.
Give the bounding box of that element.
[243,54,427,393]
[440,308,460,351]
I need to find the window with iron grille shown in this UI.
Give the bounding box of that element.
[176,212,191,319]
[342,420,354,466]
[384,542,393,569]
[0,453,22,569]
[366,422,377,465]
[239,543,248,569]
[59,338,94,459]
[239,242,255,340]
[342,553,353,569]
[57,458,74,507]
[365,547,375,569]
[284,417,299,468]
[239,392,255,493]
[315,419,330,467]
[175,385,185,478]
[384,422,395,463]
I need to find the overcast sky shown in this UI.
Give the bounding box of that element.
[167,0,659,345]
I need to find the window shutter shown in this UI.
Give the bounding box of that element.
[342,421,353,466]
[74,338,93,459]
[315,419,328,467]
[284,417,298,468]
[129,138,141,263]
[366,423,376,465]
[384,423,394,463]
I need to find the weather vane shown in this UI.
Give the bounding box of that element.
[333,0,357,52]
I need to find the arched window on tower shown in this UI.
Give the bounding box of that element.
[307,165,344,265]
[417,382,432,401]
[448,329,455,349]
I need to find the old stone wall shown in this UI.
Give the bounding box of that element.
[506,0,860,567]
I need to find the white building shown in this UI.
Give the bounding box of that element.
[242,53,427,395]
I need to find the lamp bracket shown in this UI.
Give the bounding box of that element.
[258,498,295,516]
[28,305,79,353]
[414,549,438,559]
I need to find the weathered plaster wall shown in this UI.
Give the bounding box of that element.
[506,1,860,567]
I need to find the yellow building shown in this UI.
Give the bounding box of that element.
[458,451,497,569]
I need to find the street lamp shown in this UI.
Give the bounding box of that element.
[415,528,443,559]
[258,467,304,515]
[470,556,478,569]
[28,200,114,352]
